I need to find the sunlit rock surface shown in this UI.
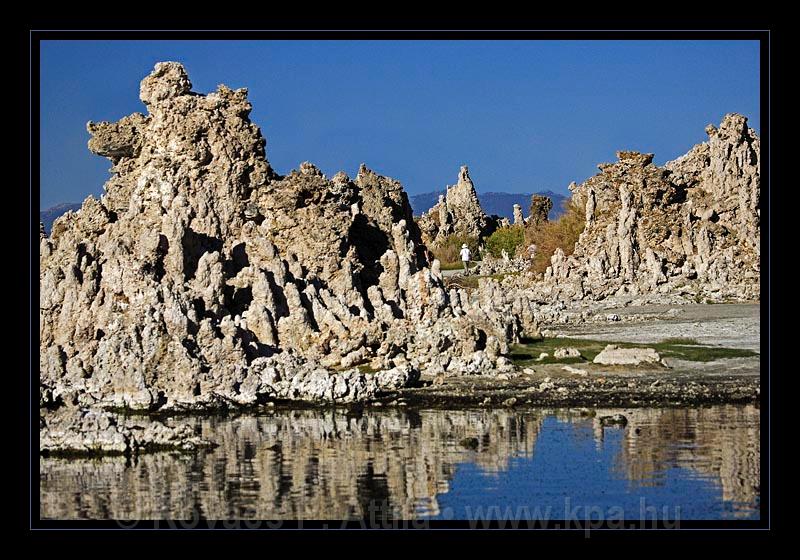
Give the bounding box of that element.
[524,114,759,303]
[417,165,497,245]
[39,62,538,423]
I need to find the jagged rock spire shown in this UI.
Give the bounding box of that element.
[534,113,759,302]
[418,165,496,245]
[40,62,532,421]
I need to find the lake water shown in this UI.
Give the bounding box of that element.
[40,405,760,523]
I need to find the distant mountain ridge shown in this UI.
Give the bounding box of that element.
[409,190,568,221]
[40,203,82,234]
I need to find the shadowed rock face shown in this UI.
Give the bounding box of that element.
[527,114,760,303]
[39,62,539,420]
[528,195,553,226]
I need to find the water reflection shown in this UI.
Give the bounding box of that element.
[608,407,760,517]
[39,405,759,520]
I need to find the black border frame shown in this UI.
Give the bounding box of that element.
[22,24,774,536]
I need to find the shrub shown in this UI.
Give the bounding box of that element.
[431,234,480,266]
[485,225,525,258]
[524,199,586,274]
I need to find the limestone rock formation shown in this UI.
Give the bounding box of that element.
[592,345,662,366]
[474,255,530,276]
[553,347,581,359]
[417,166,496,245]
[528,195,553,227]
[512,204,524,225]
[39,62,539,429]
[528,114,759,303]
[666,114,760,262]
[38,62,759,456]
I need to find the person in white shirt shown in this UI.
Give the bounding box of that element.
[459,243,472,274]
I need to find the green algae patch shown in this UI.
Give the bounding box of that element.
[439,261,472,271]
[510,337,758,366]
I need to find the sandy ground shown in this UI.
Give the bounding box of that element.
[441,265,477,277]
[554,303,760,352]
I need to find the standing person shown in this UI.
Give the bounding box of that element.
[459,243,472,274]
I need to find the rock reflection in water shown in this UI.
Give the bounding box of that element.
[39,405,759,520]
[605,405,760,517]
[40,408,540,520]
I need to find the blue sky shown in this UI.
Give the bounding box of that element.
[39,40,760,210]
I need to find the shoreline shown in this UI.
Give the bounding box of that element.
[39,302,761,456]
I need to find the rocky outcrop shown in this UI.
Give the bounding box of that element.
[528,195,553,227]
[409,191,568,222]
[474,255,530,276]
[41,203,82,235]
[665,115,760,262]
[417,166,497,245]
[38,62,759,459]
[498,195,551,229]
[592,345,662,366]
[528,114,759,303]
[512,204,524,225]
[553,347,581,359]
[39,62,539,426]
